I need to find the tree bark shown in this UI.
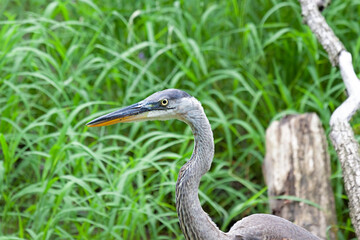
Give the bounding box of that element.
[298,0,360,237]
[330,121,360,236]
[264,113,337,240]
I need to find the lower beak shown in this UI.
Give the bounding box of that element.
[86,102,149,127]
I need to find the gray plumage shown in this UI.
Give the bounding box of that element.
[87,89,321,240]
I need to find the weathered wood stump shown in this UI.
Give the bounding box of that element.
[263,113,337,239]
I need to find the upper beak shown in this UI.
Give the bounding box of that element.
[86,102,150,127]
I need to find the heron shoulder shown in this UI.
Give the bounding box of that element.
[228,214,320,240]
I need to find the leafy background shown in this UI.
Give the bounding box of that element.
[0,0,359,239]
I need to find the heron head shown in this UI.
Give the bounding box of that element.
[86,89,199,127]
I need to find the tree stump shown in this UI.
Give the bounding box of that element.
[263,113,337,239]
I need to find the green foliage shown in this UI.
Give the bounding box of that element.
[0,0,359,239]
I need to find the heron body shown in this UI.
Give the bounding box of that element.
[87,89,320,240]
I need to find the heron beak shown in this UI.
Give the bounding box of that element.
[86,102,150,127]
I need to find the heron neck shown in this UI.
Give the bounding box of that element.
[175,109,229,239]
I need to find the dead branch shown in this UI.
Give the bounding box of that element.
[298,0,360,237]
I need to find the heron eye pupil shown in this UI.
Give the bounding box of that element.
[161,99,168,106]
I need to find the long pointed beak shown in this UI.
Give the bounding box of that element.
[86,102,150,127]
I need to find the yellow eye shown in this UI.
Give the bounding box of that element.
[161,99,169,106]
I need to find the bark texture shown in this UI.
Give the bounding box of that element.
[264,113,337,240]
[330,122,360,237]
[299,0,344,66]
[298,0,360,237]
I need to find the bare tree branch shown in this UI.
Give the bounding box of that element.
[299,0,344,65]
[298,0,360,237]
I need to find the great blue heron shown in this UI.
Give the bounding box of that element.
[87,89,320,240]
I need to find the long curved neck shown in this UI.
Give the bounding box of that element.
[175,104,229,240]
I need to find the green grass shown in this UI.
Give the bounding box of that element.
[0,0,359,239]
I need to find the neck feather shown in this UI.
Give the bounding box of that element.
[175,102,229,240]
